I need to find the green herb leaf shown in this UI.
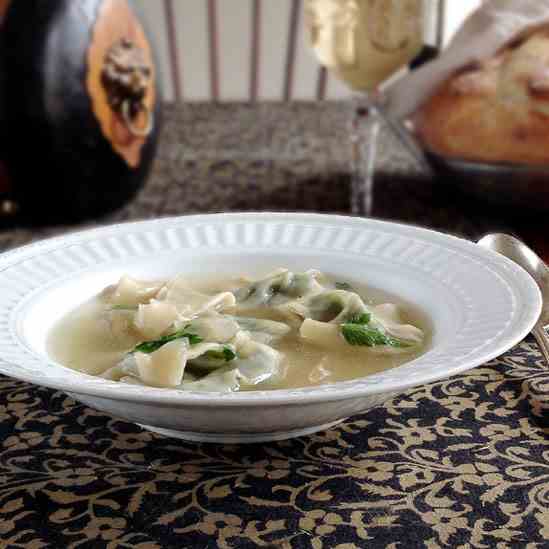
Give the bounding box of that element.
[223,347,237,361]
[205,347,237,362]
[346,313,372,325]
[335,281,354,291]
[341,323,410,348]
[132,329,203,354]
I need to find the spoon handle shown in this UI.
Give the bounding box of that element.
[532,325,549,368]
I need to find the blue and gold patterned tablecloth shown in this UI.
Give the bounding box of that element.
[0,104,547,549]
[1,341,548,548]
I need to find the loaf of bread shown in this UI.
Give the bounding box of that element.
[414,28,549,165]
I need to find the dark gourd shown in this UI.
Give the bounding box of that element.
[0,0,162,224]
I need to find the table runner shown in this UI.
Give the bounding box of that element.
[0,103,547,549]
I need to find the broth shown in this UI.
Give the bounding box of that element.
[48,271,430,391]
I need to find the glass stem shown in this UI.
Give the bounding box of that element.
[350,90,432,217]
[350,95,381,217]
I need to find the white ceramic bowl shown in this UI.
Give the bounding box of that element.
[0,213,541,443]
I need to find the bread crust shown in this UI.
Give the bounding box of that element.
[414,30,549,165]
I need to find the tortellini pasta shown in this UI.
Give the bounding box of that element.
[234,269,324,308]
[287,290,369,323]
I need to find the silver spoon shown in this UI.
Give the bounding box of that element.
[478,233,549,365]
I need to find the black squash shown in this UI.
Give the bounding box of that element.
[0,0,162,224]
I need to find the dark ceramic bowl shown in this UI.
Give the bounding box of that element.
[425,151,549,211]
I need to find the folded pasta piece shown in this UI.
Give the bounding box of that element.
[104,276,163,306]
[274,270,324,302]
[331,293,370,324]
[186,315,240,343]
[186,341,233,361]
[187,342,237,373]
[182,331,283,390]
[134,300,179,340]
[301,312,423,355]
[106,309,138,348]
[233,336,283,385]
[300,319,346,349]
[119,367,199,387]
[164,276,236,318]
[234,270,291,307]
[285,290,369,324]
[135,339,188,388]
[228,316,291,344]
[371,304,424,344]
[179,368,241,393]
[99,353,139,381]
[235,270,324,309]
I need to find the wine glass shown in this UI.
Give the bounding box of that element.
[305,0,431,215]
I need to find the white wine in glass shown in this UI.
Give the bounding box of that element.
[306,0,424,91]
[305,0,426,214]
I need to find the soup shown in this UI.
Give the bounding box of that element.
[47,269,429,392]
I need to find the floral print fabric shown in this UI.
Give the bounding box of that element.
[0,339,548,548]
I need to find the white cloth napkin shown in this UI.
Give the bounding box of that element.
[386,0,549,120]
